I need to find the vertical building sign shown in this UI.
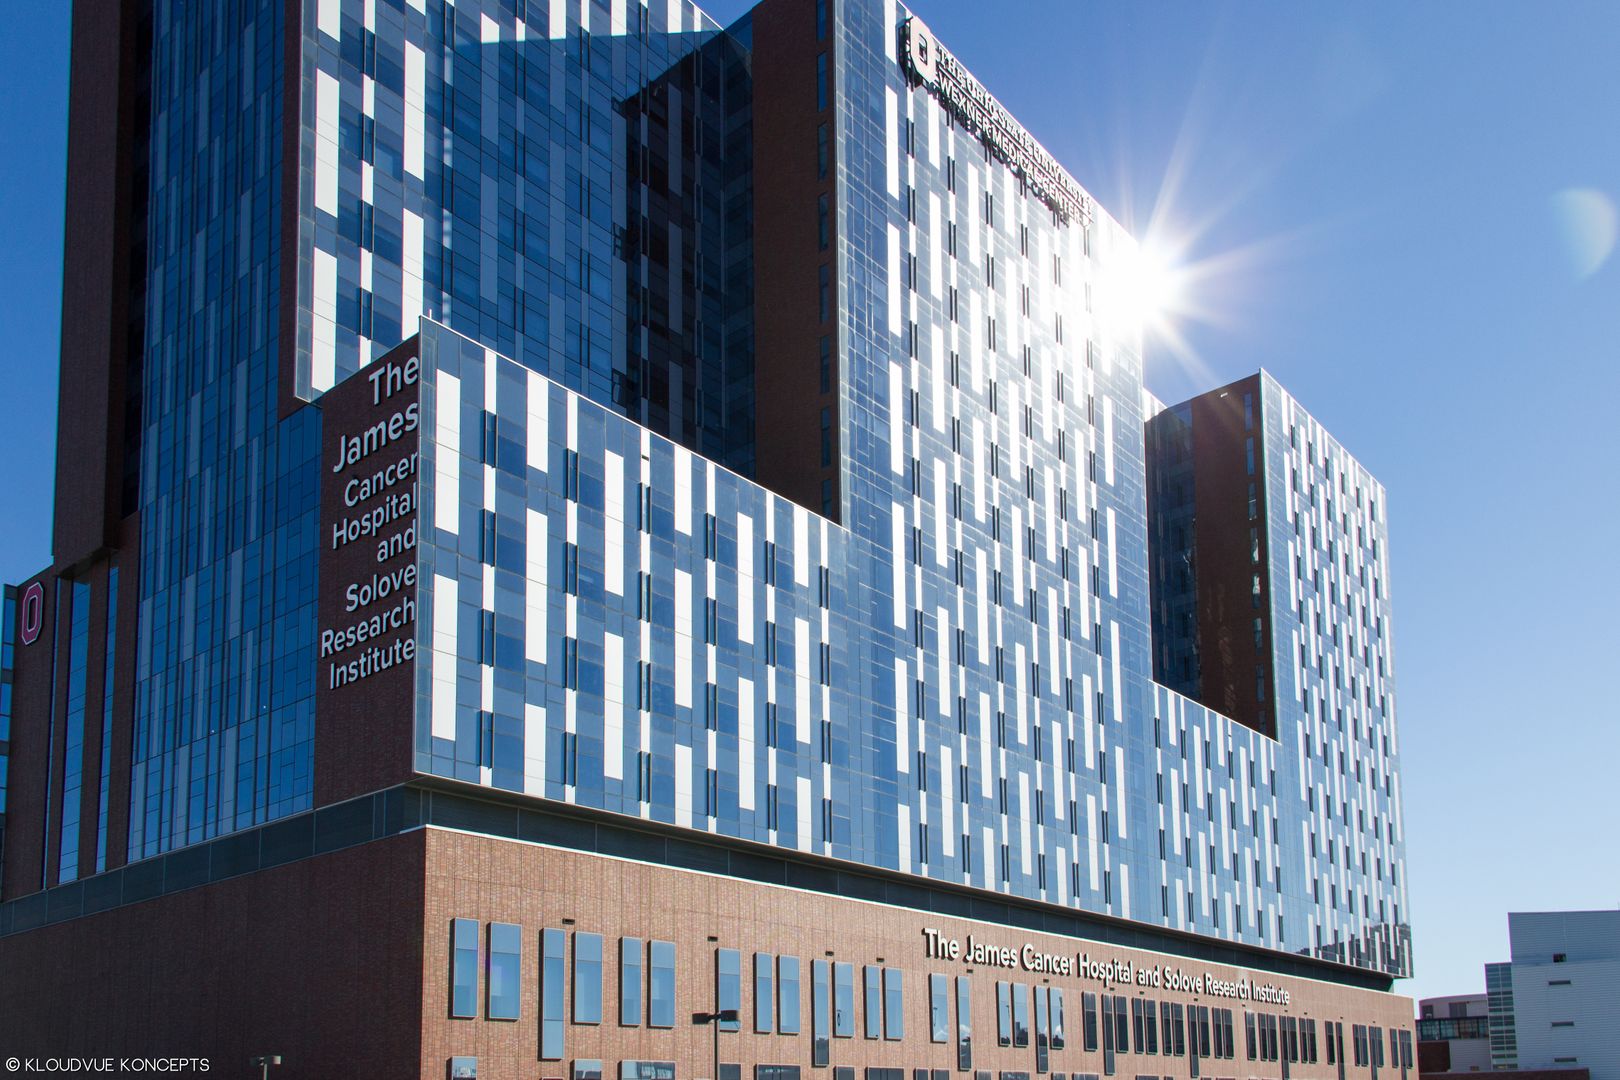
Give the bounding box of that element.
[316,339,422,800]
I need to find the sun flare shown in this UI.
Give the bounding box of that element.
[1119,239,1189,337]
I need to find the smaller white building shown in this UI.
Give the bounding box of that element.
[1507,910,1620,1080]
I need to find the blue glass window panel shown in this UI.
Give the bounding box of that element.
[778,956,801,1036]
[542,928,566,1058]
[649,940,676,1028]
[754,952,773,1034]
[489,922,521,1020]
[717,948,741,1031]
[451,918,479,1019]
[883,969,904,1041]
[621,937,643,1026]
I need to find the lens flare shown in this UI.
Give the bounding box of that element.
[1550,188,1617,281]
[1119,240,1189,336]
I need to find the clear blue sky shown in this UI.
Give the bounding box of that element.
[2,2,1616,1005]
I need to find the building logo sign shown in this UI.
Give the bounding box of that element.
[901,16,1091,227]
[903,16,938,85]
[18,580,45,645]
[921,928,1292,1006]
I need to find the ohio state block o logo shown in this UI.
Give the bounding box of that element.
[19,580,44,645]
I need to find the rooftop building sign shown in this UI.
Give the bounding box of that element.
[901,15,1092,227]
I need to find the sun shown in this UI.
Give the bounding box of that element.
[1118,238,1189,337]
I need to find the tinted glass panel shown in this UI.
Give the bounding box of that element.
[621,1063,676,1080]
[541,928,566,1059]
[755,952,774,1033]
[621,937,643,1026]
[1035,986,1050,1073]
[488,922,521,1020]
[930,973,949,1042]
[451,918,479,1019]
[883,969,904,1041]
[833,962,855,1038]
[718,948,741,1031]
[813,961,831,1066]
[956,977,973,1071]
[649,940,676,1028]
[779,956,802,1035]
[574,932,603,1024]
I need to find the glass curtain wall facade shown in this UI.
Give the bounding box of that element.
[14,0,1407,985]
[1259,376,1407,973]
[403,0,1407,977]
[296,0,750,469]
[1146,373,1407,972]
[131,0,745,858]
[131,0,319,857]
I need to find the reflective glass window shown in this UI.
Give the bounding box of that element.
[813,960,831,1066]
[779,956,802,1035]
[541,928,566,1058]
[621,937,643,1025]
[956,977,973,1070]
[755,952,774,1033]
[929,973,949,1042]
[998,982,1012,1045]
[451,919,479,1019]
[650,940,676,1028]
[574,932,603,1024]
[833,962,854,1038]
[1035,987,1050,1073]
[718,948,741,1031]
[488,922,521,1020]
[883,969,904,1041]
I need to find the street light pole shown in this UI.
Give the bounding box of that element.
[692,1009,738,1080]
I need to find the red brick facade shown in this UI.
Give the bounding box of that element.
[0,826,1414,1080]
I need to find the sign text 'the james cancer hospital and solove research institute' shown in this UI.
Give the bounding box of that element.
[321,354,422,691]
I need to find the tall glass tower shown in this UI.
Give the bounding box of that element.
[0,0,1414,1074]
